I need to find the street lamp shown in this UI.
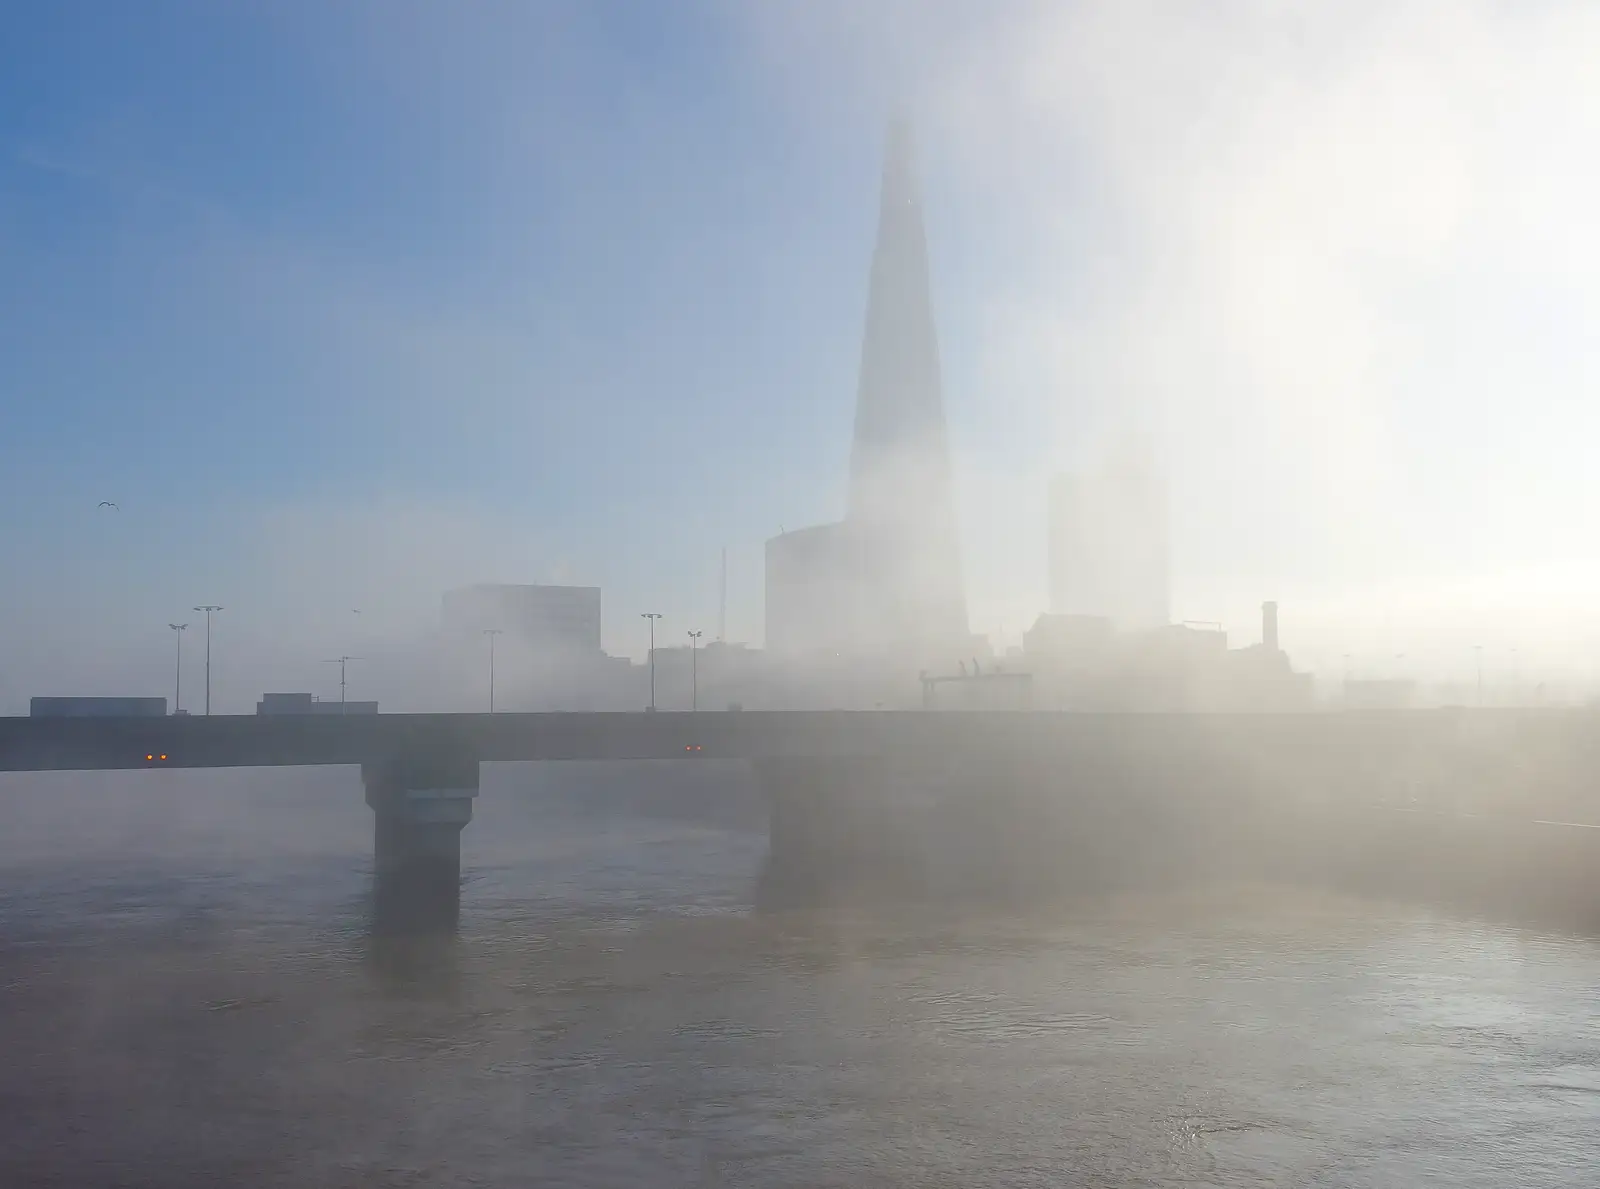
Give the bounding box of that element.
[323,655,362,713]
[483,628,502,713]
[687,630,703,711]
[168,623,187,714]
[640,613,662,711]
[193,606,223,715]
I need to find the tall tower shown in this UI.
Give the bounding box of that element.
[845,120,968,650]
[765,119,970,665]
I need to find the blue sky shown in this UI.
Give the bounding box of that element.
[0,2,943,706]
[0,2,882,525]
[7,1,1600,710]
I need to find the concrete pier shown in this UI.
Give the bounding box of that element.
[362,751,479,931]
[755,755,925,910]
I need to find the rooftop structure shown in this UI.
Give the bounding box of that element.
[30,696,166,718]
[257,692,379,716]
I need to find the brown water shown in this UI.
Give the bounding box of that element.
[2,764,1598,1187]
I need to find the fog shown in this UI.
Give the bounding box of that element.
[5,0,1600,711]
[755,0,1600,691]
[11,10,1600,1182]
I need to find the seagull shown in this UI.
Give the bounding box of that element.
[98,501,119,509]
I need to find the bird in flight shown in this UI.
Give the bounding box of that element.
[98,501,119,509]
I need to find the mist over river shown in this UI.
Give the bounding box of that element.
[1,762,1598,1187]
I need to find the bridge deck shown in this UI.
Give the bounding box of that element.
[0,710,1051,771]
[0,709,1448,769]
[1,710,1595,794]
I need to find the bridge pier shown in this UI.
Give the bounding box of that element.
[755,755,921,909]
[362,752,479,932]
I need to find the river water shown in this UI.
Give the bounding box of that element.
[1,762,1598,1187]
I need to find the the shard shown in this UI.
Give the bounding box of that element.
[848,120,968,636]
[767,120,970,664]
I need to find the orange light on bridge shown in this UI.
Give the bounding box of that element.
[146,754,153,761]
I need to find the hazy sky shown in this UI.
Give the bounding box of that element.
[5,0,1600,710]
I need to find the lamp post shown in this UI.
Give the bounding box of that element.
[168,623,187,714]
[640,613,662,711]
[483,628,502,713]
[323,655,361,713]
[193,606,223,715]
[687,629,703,711]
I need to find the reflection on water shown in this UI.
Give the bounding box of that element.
[2,762,1599,1187]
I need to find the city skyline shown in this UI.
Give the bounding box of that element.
[6,4,1600,711]
[10,10,1600,1183]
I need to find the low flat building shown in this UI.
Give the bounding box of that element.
[30,696,166,718]
[1020,601,1314,712]
[256,692,378,716]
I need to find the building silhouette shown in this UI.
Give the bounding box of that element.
[1021,600,1312,712]
[256,692,378,716]
[766,120,969,667]
[440,584,624,710]
[30,696,165,718]
[1049,436,1169,633]
[441,584,601,657]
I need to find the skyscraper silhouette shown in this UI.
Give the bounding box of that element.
[848,120,968,642]
[767,120,970,662]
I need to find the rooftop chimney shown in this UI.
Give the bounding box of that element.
[1262,601,1280,652]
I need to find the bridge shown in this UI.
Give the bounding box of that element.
[4,709,1600,929]
[0,710,977,771]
